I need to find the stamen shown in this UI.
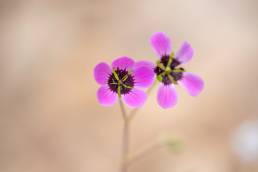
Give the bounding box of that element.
[154,54,184,85]
[108,69,134,95]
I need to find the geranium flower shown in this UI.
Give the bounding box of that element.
[150,32,204,108]
[94,56,155,107]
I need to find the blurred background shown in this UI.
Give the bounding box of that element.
[1,0,258,172]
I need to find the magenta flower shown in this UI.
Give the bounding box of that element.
[94,56,155,107]
[150,32,204,109]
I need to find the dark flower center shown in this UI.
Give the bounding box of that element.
[107,68,134,95]
[154,55,184,85]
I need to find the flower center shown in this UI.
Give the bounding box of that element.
[107,69,134,95]
[154,54,184,85]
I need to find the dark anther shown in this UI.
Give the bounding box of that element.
[154,55,184,85]
[107,69,134,95]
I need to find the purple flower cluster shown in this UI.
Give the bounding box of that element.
[94,32,204,109]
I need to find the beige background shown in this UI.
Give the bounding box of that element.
[1,0,258,172]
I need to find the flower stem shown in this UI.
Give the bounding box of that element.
[118,79,158,172]
[119,98,129,172]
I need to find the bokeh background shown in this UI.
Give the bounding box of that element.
[1,0,258,172]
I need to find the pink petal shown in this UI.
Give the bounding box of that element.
[179,72,204,96]
[133,61,155,70]
[133,63,155,88]
[150,32,172,57]
[97,86,117,106]
[112,56,135,70]
[157,84,177,109]
[122,89,147,108]
[176,42,194,64]
[94,62,112,85]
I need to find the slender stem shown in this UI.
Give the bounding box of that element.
[118,79,158,171]
[119,98,129,172]
[119,97,127,121]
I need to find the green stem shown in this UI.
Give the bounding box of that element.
[119,98,129,172]
[118,79,158,172]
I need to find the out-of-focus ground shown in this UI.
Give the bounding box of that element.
[1,0,258,172]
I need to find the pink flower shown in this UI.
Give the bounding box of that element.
[94,56,155,108]
[150,32,204,109]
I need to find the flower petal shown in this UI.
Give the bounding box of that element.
[150,32,172,57]
[94,62,111,85]
[122,89,147,108]
[157,84,177,109]
[112,56,135,70]
[179,72,204,96]
[133,63,155,88]
[133,61,155,70]
[97,86,117,106]
[176,42,194,64]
